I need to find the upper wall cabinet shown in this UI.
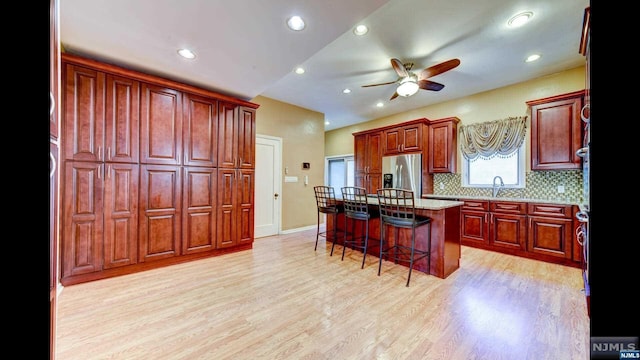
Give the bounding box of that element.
[428,117,459,173]
[527,90,584,171]
[382,121,425,155]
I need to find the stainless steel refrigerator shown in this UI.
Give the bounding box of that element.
[381,154,422,197]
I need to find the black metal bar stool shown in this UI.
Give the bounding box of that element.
[340,186,379,268]
[376,188,432,287]
[313,186,344,255]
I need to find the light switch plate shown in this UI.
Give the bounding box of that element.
[284,176,298,183]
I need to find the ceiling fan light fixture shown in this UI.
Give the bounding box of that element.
[508,11,533,27]
[397,77,419,97]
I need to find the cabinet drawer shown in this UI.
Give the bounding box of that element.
[527,203,572,218]
[461,200,489,211]
[490,201,527,214]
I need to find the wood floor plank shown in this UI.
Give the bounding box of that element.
[55,229,589,359]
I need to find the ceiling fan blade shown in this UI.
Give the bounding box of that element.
[361,80,398,87]
[418,79,445,91]
[418,58,461,80]
[391,58,409,77]
[390,91,400,100]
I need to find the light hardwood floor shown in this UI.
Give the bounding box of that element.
[55,229,590,359]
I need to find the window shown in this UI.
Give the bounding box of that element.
[462,143,525,188]
[325,155,354,190]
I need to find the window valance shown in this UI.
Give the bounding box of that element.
[459,116,528,161]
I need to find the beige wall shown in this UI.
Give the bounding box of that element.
[251,95,326,231]
[325,65,586,174]
[254,66,585,231]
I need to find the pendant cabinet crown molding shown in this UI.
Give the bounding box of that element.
[60,53,258,286]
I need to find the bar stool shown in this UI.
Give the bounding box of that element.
[340,186,379,268]
[313,186,344,255]
[376,188,432,287]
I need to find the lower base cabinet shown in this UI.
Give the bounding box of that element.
[460,198,578,267]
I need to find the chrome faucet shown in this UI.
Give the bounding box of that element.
[492,176,504,197]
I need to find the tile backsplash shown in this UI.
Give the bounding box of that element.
[433,170,583,204]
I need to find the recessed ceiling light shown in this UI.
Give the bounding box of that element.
[287,15,306,31]
[343,88,351,94]
[526,54,541,62]
[295,67,305,74]
[177,48,196,59]
[376,102,384,108]
[325,121,330,125]
[508,11,533,27]
[353,25,368,36]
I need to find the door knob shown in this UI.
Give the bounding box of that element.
[274,193,279,199]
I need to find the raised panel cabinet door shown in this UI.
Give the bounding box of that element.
[217,168,237,248]
[102,163,139,269]
[383,128,401,155]
[354,134,367,175]
[527,216,573,259]
[63,64,105,162]
[62,161,104,277]
[367,132,383,174]
[140,84,183,165]
[183,93,218,167]
[139,164,182,261]
[237,169,255,245]
[461,210,489,245]
[217,101,239,168]
[490,213,527,250]
[428,118,458,173]
[182,167,217,255]
[529,91,583,170]
[237,106,256,169]
[104,74,140,163]
[400,124,422,152]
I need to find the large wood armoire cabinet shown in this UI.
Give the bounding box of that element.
[60,53,259,286]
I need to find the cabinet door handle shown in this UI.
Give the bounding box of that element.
[581,104,590,123]
[49,151,56,178]
[98,146,102,161]
[107,147,111,161]
[107,164,111,179]
[50,91,55,117]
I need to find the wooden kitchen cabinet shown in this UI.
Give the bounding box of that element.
[354,131,383,194]
[527,203,573,259]
[182,167,217,254]
[460,200,490,246]
[63,64,140,164]
[60,53,259,285]
[183,93,218,168]
[428,117,459,173]
[62,161,139,275]
[527,90,584,171]
[383,122,424,155]
[489,201,527,251]
[140,83,183,165]
[217,168,255,249]
[218,102,256,169]
[139,164,182,262]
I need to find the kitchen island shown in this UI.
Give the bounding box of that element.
[327,198,463,279]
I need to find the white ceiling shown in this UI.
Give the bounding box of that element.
[60,0,588,131]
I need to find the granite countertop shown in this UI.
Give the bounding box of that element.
[424,194,578,206]
[341,196,464,210]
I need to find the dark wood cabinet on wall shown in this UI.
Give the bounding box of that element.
[527,90,584,171]
[382,122,424,155]
[354,131,383,194]
[60,53,259,285]
[428,117,459,173]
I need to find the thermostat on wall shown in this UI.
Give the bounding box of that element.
[302,162,310,169]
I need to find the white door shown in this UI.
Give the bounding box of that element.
[254,135,282,238]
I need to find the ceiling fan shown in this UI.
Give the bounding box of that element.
[362,58,461,100]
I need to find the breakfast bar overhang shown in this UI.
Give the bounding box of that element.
[327,198,463,279]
